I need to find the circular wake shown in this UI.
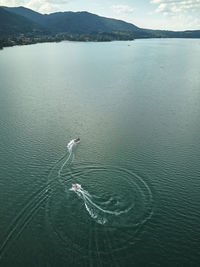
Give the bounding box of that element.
[66,165,152,227]
[46,162,154,254]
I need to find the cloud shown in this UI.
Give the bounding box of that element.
[151,0,200,14]
[26,0,60,13]
[168,13,200,29]
[0,0,70,13]
[47,0,70,3]
[111,5,135,15]
[150,0,200,29]
[0,0,27,6]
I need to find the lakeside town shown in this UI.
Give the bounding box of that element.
[0,32,135,49]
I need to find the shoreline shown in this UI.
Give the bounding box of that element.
[0,32,135,50]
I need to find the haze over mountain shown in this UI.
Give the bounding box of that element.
[0,6,200,40]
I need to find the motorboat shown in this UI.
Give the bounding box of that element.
[74,138,80,143]
[70,183,91,197]
[67,138,80,149]
[71,183,82,191]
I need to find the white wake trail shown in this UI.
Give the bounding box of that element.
[70,184,133,225]
[58,139,77,177]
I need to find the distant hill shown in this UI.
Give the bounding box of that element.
[41,11,140,34]
[0,7,46,36]
[144,28,200,38]
[1,6,200,41]
[1,6,141,35]
[2,6,45,24]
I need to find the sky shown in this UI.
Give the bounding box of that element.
[0,0,200,31]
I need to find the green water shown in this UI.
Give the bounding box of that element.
[0,39,200,267]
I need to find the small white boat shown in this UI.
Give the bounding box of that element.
[74,138,80,143]
[67,138,80,149]
[70,183,91,197]
[72,183,81,191]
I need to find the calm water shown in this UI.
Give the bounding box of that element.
[0,39,200,267]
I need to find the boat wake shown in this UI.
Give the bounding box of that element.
[0,138,80,261]
[47,141,154,256]
[70,183,134,225]
[54,138,80,179]
[47,138,152,228]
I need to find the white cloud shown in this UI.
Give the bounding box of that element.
[111,5,135,15]
[0,0,26,6]
[151,0,200,14]
[47,0,70,3]
[0,0,70,13]
[26,0,60,13]
[151,0,200,29]
[169,13,200,29]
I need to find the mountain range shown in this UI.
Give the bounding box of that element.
[1,6,200,41]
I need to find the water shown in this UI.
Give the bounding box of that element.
[0,39,200,266]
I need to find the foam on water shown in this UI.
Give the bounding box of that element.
[67,140,75,151]
[70,184,134,225]
[46,139,154,256]
[57,139,80,178]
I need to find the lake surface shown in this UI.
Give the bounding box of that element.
[0,39,200,267]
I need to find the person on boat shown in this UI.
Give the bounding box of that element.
[72,184,77,190]
[72,183,81,191]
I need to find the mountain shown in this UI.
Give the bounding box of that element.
[41,11,140,34]
[2,6,44,24]
[1,6,200,42]
[1,6,140,35]
[0,7,46,36]
[144,28,200,38]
